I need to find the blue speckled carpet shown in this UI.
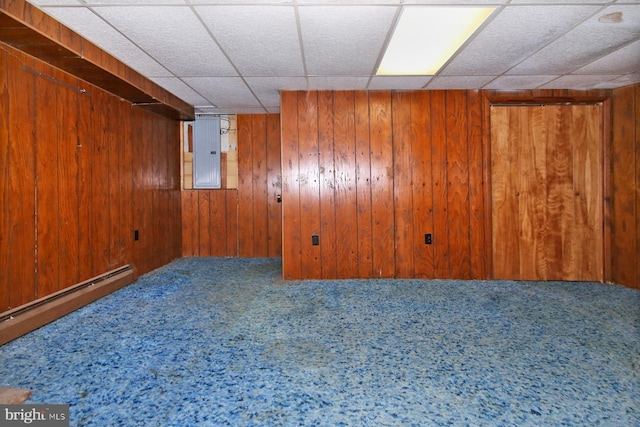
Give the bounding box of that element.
[1,258,638,426]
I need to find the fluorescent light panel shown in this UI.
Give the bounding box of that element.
[378,6,495,76]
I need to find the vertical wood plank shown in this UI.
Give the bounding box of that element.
[0,49,9,310]
[181,191,195,256]
[490,106,520,279]
[318,91,337,278]
[392,91,414,277]
[636,85,640,289]
[35,61,60,298]
[119,103,133,267]
[410,91,434,279]
[237,114,254,257]
[446,91,471,279]
[280,91,302,279]
[77,82,93,283]
[298,91,322,278]
[226,190,238,257]
[369,91,395,278]
[108,98,121,269]
[198,191,211,256]
[54,69,80,289]
[611,85,637,286]
[91,89,110,276]
[266,114,282,258]
[571,104,603,281]
[251,115,268,257]
[546,105,574,280]
[355,91,373,278]
[333,91,358,278]
[467,90,486,279]
[430,91,450,278]
[517,106,548,280]
[210,190,226,256]
[7,53,36,307]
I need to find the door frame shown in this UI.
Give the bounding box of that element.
[482,91,612,282]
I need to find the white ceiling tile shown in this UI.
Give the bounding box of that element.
[595,72,640,88]
[83,0,185,4]
[307,76,371,90]
[511,0,609,3]
[574,39,640,75]
[404,0,508,3]
[149,77,210,105]
[183,77,260,108]
[42,6,171,77]
[427,75,495,89]
[190,0,292,3]
[94,6,237,77]
[196,5,304,77]
[299,5,397,76]
[29,0,82,5]
[441,5,601,76]
[509,5,640,75]
[539,75,623,89]
[368,76,431,90]
[484,75,559,90]
[245,77,308,107]
[195,106,268,114]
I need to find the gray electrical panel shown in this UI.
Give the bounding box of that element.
[193,116,221,189]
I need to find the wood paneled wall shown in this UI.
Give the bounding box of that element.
[181,190,238,257]
[180,114,282,258]
[1,43,182,312]
[237,114,282,258]
[611,84,640,289]
[281,90,486,280]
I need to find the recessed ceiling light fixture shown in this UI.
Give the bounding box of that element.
[377,6,495,76]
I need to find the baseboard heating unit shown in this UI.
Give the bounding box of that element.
[0,265,134,346]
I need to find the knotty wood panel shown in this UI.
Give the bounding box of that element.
[1,42,182,313]
[251,115,269,257]
[35,59,60,298]
[281,92,302,278]
[430,91,451,279]
[369,91,395,278]
[410,91,434,279]
[611,84,639,289]
[180,189,239,257]
[55,67,80,290]
[446,91,472,280]
[235,113,282,258]
[298,92,322,279]
[318,91,337,279]
[392,91,414,277]
[266,114,282,258]
[354,92,373,278]
[7,50,36,308]
[333,91,358,278]
[0,49,8,310]
[491,104,603,281]
[280,90,485,280]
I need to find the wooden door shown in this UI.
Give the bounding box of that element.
[491,104,603,281]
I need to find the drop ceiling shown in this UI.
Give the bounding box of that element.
[26,0,640,114]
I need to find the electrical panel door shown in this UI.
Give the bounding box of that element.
[193,116,221,189]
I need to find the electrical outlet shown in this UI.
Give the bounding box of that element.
[425,233,432,245]
[312,235,320,246]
